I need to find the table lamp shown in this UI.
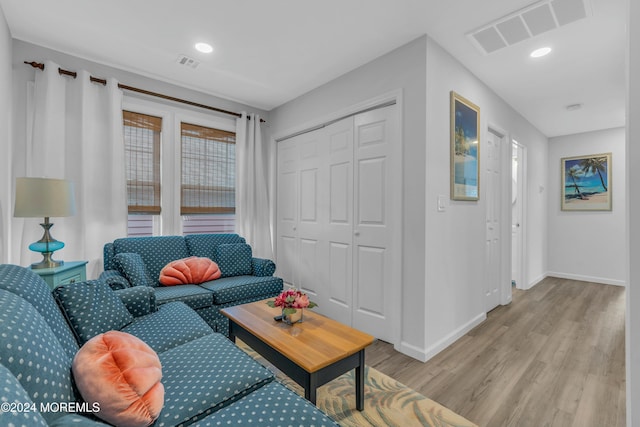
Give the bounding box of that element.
[14,177,76,269]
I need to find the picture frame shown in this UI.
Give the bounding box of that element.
[450,91,480,201]
[561,152,612,211]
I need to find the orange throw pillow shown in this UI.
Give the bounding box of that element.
[72,331,164,427]
[159,256,221,286]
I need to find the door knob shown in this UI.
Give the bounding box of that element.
[354,230,360,236]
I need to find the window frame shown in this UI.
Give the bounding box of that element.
[123,96,236,236]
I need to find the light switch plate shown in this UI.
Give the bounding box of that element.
[437,195,447,212]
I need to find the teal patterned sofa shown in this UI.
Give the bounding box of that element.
[0,264,338,427]
[102,234,283,335]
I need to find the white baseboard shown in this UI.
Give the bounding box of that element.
[398,312,487,363]
[525,274,547,290]
[546,271,626,287]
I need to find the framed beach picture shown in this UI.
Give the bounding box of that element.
[561,152,612,211]
[450,91,480,201]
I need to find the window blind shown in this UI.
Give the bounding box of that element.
[181,122,236,215]
[123,111,162,214]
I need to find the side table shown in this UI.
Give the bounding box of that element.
[32,261,88,290]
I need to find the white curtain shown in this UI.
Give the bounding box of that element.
[19,60,127,277]
[235,113,273,259]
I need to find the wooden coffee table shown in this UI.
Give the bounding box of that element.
[220,300,374,410]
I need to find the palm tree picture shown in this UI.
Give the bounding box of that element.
[561,153,612,211]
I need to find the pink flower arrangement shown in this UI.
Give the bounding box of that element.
[267,288,317,316]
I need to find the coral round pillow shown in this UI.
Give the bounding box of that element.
[159,256,221,285]
[72,331,164,427]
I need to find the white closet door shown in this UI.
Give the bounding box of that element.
[276,138,299,286]
[276,104,399,344]
[352,106,398,343]
[324,117,354,325]
[296,131,326,298]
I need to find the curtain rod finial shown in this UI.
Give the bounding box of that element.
[24,61,45,70]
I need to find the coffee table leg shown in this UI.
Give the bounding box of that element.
[356,350,365,411]
[305,374,318,405]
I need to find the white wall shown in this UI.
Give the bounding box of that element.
[423,38,549,360]
[0,6,12,264]
[626,0,640,423]
[270,36,428,352]
[547,128,626,286]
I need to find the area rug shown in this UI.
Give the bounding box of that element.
[237,340,477,427]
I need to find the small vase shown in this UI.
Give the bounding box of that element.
[282,308,303,325]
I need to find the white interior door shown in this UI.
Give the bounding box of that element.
[352,106,398,342]
[276,139,299,287]
[485,129,502,312]
[324,117,354,325]
[511,141,525,290]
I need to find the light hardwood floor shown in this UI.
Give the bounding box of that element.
[365,277,626,427]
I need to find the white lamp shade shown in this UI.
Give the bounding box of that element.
[14,177,76,218]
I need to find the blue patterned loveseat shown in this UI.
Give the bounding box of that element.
[0,264,338,427]
[102,234,283,335]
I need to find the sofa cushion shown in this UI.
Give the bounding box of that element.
[215,243,253,277]
[155,333,273,427]
[73,331,164,427]
[159,257,221,286]
[0,364,48,427]
[54,280,134,344]
[121,302,214,354]
[0,264,79,359]
[114,252,154,287]
[153,285,214,310]
[191,382,339,427]
[0,290,76,424]
[184,233,246,261]
[199,275,283,305]
[113,236,190,284]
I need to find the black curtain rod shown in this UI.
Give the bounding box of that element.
[24,61,265,123]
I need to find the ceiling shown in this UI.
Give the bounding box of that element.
[0,0,627,137]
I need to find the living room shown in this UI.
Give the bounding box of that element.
[0,1,639,426]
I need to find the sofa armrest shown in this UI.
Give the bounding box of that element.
[114,286,156,317]
[99,269,131,290]
[251,257,276,277]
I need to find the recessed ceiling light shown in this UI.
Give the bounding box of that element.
[195,42,214,54]
[530,47,552,58]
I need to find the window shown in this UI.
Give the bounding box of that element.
[180,122,236,215]
[123,111,162,214]
[122,99,237,237]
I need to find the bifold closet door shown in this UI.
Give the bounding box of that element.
[351,106,397,342]
[276,105,398,343]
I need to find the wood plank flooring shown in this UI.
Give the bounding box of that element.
[365,277,626,427]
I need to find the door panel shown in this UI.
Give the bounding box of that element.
[358,157,386,225]
[325,118,354,324]
[355,245,385,317]
[485,130,502,312]
[352,107,397,342]
[276,139,298,286]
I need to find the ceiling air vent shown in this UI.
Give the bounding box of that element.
[175,54,200,69]
[467,0,591,55]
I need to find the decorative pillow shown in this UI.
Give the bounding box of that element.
[54,280,134,344]
[215,243,253,278]
[114,252,155,287]
[159,256,221,285]
[72,331,164,427]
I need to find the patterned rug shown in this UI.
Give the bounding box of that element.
[237,340,477,427]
